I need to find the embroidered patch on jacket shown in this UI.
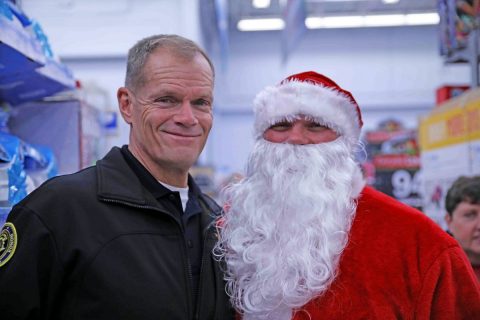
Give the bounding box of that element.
[0,222,17,267]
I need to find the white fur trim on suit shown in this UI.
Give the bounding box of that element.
[253,80,361,143]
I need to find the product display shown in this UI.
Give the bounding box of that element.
[362,119,422,210]
[419,87,480,228]
[0,132,27,208]
[0,0,75,106]
[23,143,58,189]
[0,1,88,226]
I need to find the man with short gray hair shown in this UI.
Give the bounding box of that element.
[0,34,234,320]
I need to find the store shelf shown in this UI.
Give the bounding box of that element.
[445,47,469,64]
[0,15,75,106]
[444,29,480,86]
[0,59,75,106]
[9,99,104,175]
[0,15,45,76]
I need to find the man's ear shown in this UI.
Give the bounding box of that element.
[118,87,133,124]
[444,213,452,227]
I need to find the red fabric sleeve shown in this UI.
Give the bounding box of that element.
[415,246,480,319]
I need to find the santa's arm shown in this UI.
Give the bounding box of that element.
[415,246,480,319]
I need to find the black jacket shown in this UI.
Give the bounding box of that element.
[0,147,234,320]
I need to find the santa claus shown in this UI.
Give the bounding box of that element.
[215,71,480,320]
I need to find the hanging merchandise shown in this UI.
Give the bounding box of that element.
[0,0,75,106]
[0,108,10,133]
[23,143,58,189]
[0,132,27,210]
[0,0,44,77]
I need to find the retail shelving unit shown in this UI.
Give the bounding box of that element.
[0,13,76,105]
[445,28,480,87]
[419,24,480,228]
[0,3,103,225]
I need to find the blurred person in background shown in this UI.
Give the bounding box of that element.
[445,175,480,281]
[215,71,480,320]
[0,34,234,320]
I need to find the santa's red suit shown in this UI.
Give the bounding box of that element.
[221,71,480,320]
[296,186,480,319]
[474,265,480,281]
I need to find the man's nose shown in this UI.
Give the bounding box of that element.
[286,125,309,145]
[173,101,199,126]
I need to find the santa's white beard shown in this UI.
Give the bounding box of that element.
[215,138,364,320]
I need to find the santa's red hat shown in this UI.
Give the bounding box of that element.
[253,71,363,142]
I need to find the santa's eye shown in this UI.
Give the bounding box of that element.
[306,121,330,131]
[269,121,292,131]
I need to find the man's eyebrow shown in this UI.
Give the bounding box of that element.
[194,94,213,100]
[149,90,178,98]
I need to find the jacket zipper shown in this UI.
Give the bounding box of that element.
[194,227,211,320]
[100,197,195,319]
[180,216,196,320]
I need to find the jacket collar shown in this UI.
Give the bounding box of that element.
[95,147,221,219]
[96,147,222,238]
[96,147,160,207]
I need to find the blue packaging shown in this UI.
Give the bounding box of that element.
[0,132,27,206]
[0,206,11,227]
[23,143,57,188]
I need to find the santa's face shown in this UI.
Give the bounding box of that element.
[216,130,364,320]
[263,115,338,145]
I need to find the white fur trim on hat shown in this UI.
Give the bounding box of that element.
[253,80,362,143]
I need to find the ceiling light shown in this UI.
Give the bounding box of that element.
[320,0,364,2]
[253,0,271,9]
[306,12,439,29]
[364,14,405,27]
[382,0,400,4]
[237,18,285,31]
[238,12,439,31]
[405,13,440,25]
[306,16,364,28]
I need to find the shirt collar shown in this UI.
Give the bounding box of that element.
[120,145,202,200]
[121,145,172,199]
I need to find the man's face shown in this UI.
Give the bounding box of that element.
[446,201,480,260]
[118,49,214,175]
[263,116,338,144]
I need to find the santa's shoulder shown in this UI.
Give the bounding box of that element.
[356,186,424,215]
[353,186,457,247]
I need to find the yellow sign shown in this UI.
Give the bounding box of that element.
[420,88,480,151]
[419,106,468,151]
[465,98,480,140]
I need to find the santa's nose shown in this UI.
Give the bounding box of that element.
[286,125,310,145]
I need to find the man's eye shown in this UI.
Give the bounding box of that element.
[154,97,177,105]
[464,212,477,219]
[194,99,209,105]
[307,122,328,130]
[269,122,292,131]
[193,99,212,108]
[191,99,212,113]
